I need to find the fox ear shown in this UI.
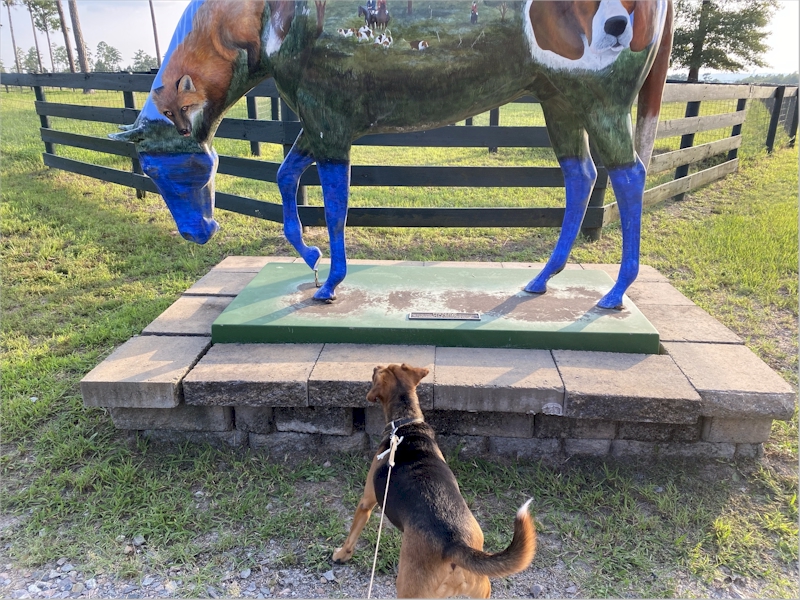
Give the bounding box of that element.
[178,75,196,93]
[152,85,164,97]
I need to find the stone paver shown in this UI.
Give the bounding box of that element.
[553,350,701,424]
[663,342,796,420]
[213,256,292,272]
[639,305,742,344]
[183,271,258,297]
[616,421,702,443]
[141,429,247,448]
[579,264,669,282]
[426,410,534,438]
[81,336,211,409]
[249,431,368,454]
[308,344,435,408]
[701,417,773,444]
[142,296,233,336]
[624,282,695,306]
[234,406,274,434]
[109,405,232,431]
[488,437,561,460]
[433,347,563,414]
[564,438,612,456]
[534,415,617,439]
[183,343,323,407]
[610,439,736,460]
[274,407,354,436]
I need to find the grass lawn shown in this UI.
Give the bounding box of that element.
[1,86,797,598]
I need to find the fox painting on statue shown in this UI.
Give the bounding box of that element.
[113,0,673,311]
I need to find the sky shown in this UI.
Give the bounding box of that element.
[1,0,798,75]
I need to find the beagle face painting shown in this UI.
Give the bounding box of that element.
[113,0,674,311]
[526,0,666,71]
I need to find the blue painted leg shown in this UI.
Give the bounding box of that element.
[277,141,322,274]
[313,159,351,302]
[597,158,646,309]
[525,156,597,294]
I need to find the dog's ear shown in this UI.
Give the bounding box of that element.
[366,366,385,403]
[400,363,429,386]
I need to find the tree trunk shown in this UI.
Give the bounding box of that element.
[148,0,161,67]
[687,0,711,83]
[407,1,412,15]
[44,24,55,72]
[56,0,75,72]
[67,0,92,91]
[27,5,43,72]
[5,1,22,73]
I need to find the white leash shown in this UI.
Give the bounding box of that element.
[367,428,404,599]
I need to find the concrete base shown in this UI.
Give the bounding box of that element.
[79,257,797,460]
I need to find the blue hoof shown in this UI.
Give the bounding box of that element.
[313,284,337,303]
[301,246,322,270]
[523,276,548,295]
[597,291,625,310]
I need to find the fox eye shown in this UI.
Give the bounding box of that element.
[181,106,189,112]
[164,111,173,118]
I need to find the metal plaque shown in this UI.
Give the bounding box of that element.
[408,312,481,321]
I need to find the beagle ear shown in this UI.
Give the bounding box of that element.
[400,363,430,386]
[529,0,587,61]
[630,0,658,52]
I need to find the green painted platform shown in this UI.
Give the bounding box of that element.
[211,264,660,353]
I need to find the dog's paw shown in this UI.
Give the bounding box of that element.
[332,547,352,563]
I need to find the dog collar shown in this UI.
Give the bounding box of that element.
[382,417,424,438]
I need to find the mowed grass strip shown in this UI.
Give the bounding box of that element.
[1,88,797,598]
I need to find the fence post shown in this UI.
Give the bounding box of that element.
[765,85,785,153]
[580,179,607,241]
[271,96,280,121]
[673,99,701,201]
[123,90,146,199]
[727,97,748,161]
[788,93,799,149]
[281,98,306,227]
[33,85,55,155]
[246,95,261,156]
[488,107,499,153]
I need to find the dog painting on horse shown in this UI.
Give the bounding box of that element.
[112,0,673,310]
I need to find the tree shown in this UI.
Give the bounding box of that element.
[23,45,41,72]
[66,0,89,74]
[52,44,69,71]
[13,46,25,72]
[28,0,61,73]
[22,0,43,71]
[93,41,121,72]
[127,49,157,73]
[148,0,161,67]
[3,0,23,73]
[671,0,778,82]
[54,0,74,72]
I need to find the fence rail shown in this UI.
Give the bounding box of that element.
[2,72,797,238]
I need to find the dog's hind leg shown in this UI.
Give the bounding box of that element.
[277,135,323,275]
[313,158,351,302]
[332,454,379,564]
[525,101,596,295]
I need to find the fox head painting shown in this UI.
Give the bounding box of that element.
[112,0,673,309]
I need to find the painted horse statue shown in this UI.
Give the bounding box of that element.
[112,0,673,310]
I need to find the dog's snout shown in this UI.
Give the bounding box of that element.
[604,15,628,38]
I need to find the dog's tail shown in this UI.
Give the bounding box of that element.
[445,499,536,578]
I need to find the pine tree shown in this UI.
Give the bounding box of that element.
[55,0,74,72]
[3,0,22,73]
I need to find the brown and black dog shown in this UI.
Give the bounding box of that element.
[332,363,536,598]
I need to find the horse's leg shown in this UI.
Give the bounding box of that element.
[584,111,646,309]
[277,133,323,279]
[313,158,351,302]
[597,158,646,309]
[525,101,596,294]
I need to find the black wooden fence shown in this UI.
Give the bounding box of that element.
[1,72,797,239]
